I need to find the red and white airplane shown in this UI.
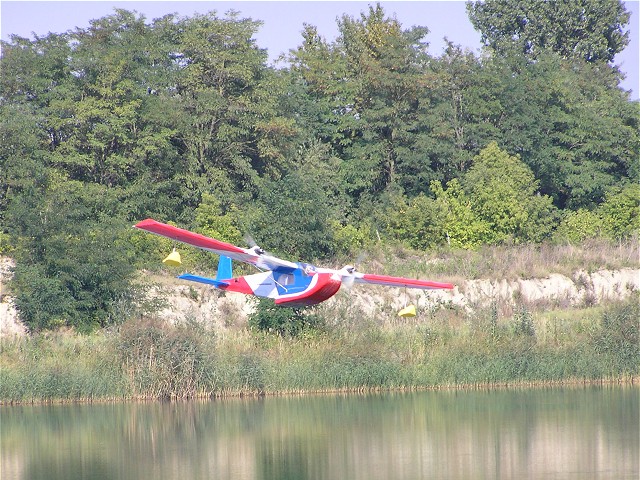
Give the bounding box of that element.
[134,219,454,309]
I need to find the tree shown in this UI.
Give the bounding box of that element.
[434,179,495,248]
[244,169,338,260]
[503,53,639,208]
[171,11,268,199]
[466,0,631,63]
[6,178,137,331]
[2,5,638,332]
[463,142,558,243]
[289,4,434,201]
[415,42,504,185]
[194,193,243,245]
[337,5,433,197]
[390,143,559,249]
[0,104,49,251]
[386,184,491,250]
[553,209,603,243]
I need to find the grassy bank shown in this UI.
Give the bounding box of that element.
[373,237,639,284]
[1,296,637,404]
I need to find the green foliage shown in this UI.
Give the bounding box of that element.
[195,193,243,245]
[386,193,444,250]
[291,4,436,198]
[3,298,638,402]
[591,297,640,373]
[248,298,322,337]
[421,43,502,181]
[554,184,639,243]
[389,143,558,249]
[0,331,127,403]
[512,305,536,339]
[433,179,493,249]
[330,220,371,257]
[7,179,137,331]
[246,170,338,260]
[336,5,433,197]
[452,51,640,210]
[11,264,76,331]
[463,142,558,244]
[117,317,216,399]
[467,0,631,63]
[599,184,640,240]
[554,209,603,243]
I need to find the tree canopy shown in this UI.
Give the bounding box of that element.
[466,0,631,63]
[1,4,638,331]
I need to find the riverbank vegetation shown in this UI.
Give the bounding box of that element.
[1,295,637,403]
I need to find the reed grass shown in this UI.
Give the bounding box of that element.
[1,296,637,404]
[0,331,128,403]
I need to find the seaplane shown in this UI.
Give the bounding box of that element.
[134,219,454,316]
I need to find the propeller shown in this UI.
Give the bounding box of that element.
[244,234,265,256]
[340,252,367,289]
[341,265,357,289]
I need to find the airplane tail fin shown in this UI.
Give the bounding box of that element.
[178,255,233,289]
[216,255,232,281]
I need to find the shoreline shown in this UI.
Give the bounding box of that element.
[2,297,637,406]
[2,376,637,407]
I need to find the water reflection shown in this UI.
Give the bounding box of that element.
[1,387,638,480]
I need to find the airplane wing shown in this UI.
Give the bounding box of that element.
[350,272,454,290]
[133,218,298,270]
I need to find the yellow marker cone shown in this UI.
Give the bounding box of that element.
[163,249,182,266]
[398,304,416,317]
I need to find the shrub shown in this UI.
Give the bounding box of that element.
[248,298,322,337]
[385,193,445,250]
[554,209,603,243]
[433,179,494,248]
[463,142,558,244]
[331,220,371,257]
[599,184,640,240]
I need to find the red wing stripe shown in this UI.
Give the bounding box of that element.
[360,274,454,290]
[134,218,299,270]
[134,218,248,255]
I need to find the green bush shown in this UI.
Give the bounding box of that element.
[599,184,640,240]
[463,142,558,244]
[248,298,322,337]
[387,143,560,250]
[554,209,603,243]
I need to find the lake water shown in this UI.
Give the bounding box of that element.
[1,387,638,480]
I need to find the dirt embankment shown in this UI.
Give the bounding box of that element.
[2,255,637,336]
[0,258,24,337]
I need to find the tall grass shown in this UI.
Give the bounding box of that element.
[0,330,128,403]
[1,295,637,403]
[377,237,639,282]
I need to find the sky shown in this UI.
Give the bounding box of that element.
[1,0,638,99]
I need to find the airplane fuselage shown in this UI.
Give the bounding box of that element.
[213,265,343,307]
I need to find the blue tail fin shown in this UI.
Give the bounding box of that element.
[216,255,232,281]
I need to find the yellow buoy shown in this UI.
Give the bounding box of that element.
[398,304,416,317]
[163,249,182,266]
